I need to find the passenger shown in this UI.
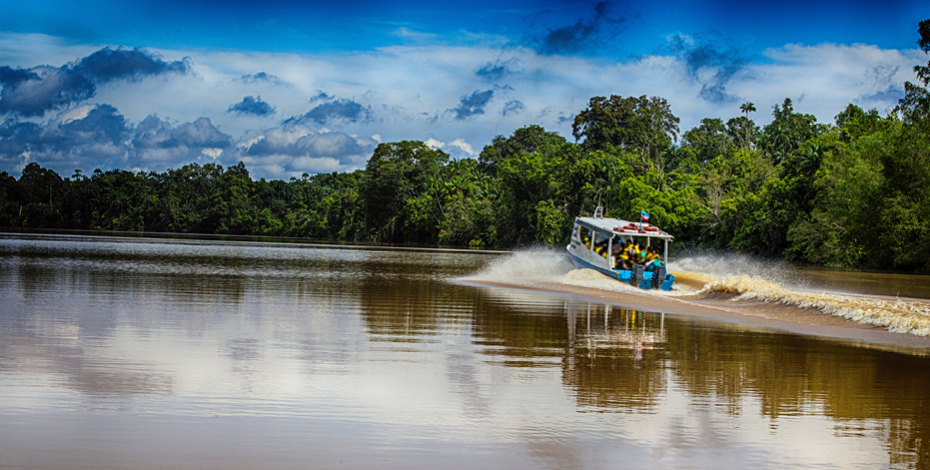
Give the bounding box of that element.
[594,239,609,258]
[645,247,663,272]
[626,242,638,264]
[631,242,644,265]
[616,241,633,270]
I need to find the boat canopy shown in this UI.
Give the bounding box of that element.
[573,216,674,241]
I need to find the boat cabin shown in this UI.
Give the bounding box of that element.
[566,208,675,290]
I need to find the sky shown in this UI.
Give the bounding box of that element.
[0,0,927,180]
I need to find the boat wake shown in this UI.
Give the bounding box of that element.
[465,251,930,338]
[691,271,930,337]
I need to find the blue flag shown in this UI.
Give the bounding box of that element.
[641,210,649,221]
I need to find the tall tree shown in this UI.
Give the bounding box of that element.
[681,118,733,163]
[897,19,930,127]
[834,104,884,141]
[572,95,680,168]
[737,102,756,149]
[360,141,449,243]
[759,98,821,165]
[479,124,566,169]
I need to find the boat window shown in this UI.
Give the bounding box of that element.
[580,228,594,248]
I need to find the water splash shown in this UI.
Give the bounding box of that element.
[470,248,574,282]
[674,254,930,337]
[670,254,800,287]
[697,274,930,336]
[470,250,930,337]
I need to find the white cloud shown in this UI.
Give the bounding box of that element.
[1,33,925,178]
[449,138,476,156]
[424,138,445,149]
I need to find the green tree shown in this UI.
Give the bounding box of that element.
[736,102,757,150]
[681,118,733,164]
[17,163,64,228]
[360,141,449,243]
[834,104,885,142]
[0,171,20,226]
[897,19,930,128]
[572,95,680,169]
[479,124,567,169]
[759,98,822,165]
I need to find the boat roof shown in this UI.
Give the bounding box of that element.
[574,216,674,240]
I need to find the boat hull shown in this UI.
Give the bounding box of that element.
[566,246,674,291]
[566,248,615,278]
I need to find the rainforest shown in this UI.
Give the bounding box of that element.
[2,21,929,273]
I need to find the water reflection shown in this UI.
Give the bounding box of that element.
[1,234,929,469]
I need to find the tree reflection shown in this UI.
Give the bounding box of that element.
[470,289,930,466]
[562,304,668,412]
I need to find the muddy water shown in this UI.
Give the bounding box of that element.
[2,234,930,469]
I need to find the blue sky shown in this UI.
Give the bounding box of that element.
[0,0,927,179]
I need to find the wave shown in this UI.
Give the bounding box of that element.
[674,255,930,337]
[696,274,930,337]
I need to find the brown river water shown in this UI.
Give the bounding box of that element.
[1,233,930,469]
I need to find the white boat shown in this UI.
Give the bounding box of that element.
[566,207,675,290]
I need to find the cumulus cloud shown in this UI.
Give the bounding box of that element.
[0,104,233,173]
[71,48,190,82]
[451,90,494,120]
[1,35,923,179]
[858,85,904,104]
[856,65,905,104]
[476,58,520,81]
[238,72,284,84]
[228,95,276,116]
[295,98,371,125]
[528,1,634,56]
[0,47,189,117]
[502,100,525,116]
[0,66,40,87]
[668,33,751,104]
[309,91,332,103]
[0,66,94,117]
[127,114,232,168]
[424,137,476,160]
[0,104,129,171]
[232,122,377,176]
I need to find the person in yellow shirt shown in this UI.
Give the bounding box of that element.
[614,241,632,270]
[645,246,662,271]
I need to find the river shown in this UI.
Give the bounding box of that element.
[1,233,929,469]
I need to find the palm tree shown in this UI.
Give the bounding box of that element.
[739,102,757,149]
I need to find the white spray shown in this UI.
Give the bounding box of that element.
[469,248,574,282]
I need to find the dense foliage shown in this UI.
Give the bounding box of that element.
[3,21,930,272]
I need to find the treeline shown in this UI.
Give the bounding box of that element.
[2,22,929,272]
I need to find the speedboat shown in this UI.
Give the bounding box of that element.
[566,207,675,290]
